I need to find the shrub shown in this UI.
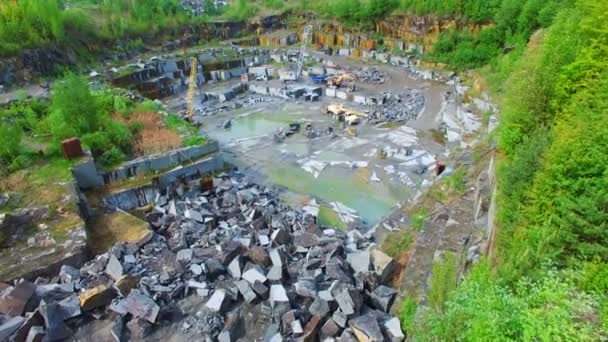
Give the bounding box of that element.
[427,252,458,312]
[382,231,413,258]
[0,121,23,164]
[48,73,102,140]
[98,147,126,168]
[399,296,418,333]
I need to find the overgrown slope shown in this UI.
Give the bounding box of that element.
[411,0,608,339]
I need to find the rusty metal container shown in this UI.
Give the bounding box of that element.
[435,160,446,176]
[61,137,83,159]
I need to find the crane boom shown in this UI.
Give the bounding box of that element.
[186,57,198,119]
[296,25,313,80]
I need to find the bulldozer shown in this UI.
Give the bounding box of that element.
[325,103,367,125]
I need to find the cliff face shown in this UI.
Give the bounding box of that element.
[0,14,288,88]
[0,46,78,86]
[0,12,484,88]
[313,14,487,52]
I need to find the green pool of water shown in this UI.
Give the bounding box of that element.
[266,163,409,224]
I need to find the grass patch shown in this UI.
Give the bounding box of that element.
[48,211,83,241]
[382,231,414,258]
[411,208,427,232]
[0,156,83,246]
[428,128,447,145]
[399,296,418,334]
[30,158,78,184]
[1,157,79,209]
[163,113,208,147]
[164,114,199,135]
[183,135,206,147]
[318,206,346,230]
[87,211,150,255]
[445,167,467,195]
[428,252,459,312]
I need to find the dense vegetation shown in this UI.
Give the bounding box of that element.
[0,73,202,172]
[0,0,188,56]
[410,0,608,339]
[304,0,399,28]
[428,0,567,68]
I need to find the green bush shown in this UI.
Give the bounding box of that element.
[311,0,399,28]
[47,73,133,166]
[427,252,458,312]
[0,0,188,56]
[382,231,413,258]
[48,73,103,139]
[417,261,603,341]
[81,132,112,156]
[222,0,258,21]
[399,296,418,333]
[398,0,501,23]
[0,121,23,165]
[427,0,569,69]
[8,154,34,173]
[98,146,126,167]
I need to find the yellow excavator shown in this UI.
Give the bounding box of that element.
[325,73,356,91]
[325,103,367,125]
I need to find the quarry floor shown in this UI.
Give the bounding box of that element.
[166,53,454,231]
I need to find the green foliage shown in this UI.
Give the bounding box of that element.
[418,1,608,339]
[411,208,426,231]
[264,0,285,10]
[47,73,132,166]
[417,261,604,341]
[0,121,23,165]
[382,231,413,258]
[445,167,466,194]
[222,0,258,21]
[427,252,458,312]
[497,0,608,278]
[0,0,66,55]
[398,0,501,24]
[311,0,399,28]
[430,27,503,68]
[427,0,567,69]
[399,296,417,333]
[98,146,126,168]
[97,0,187,38]
[0,98,49,134]
[182,135,206,147]
[578,260,608,295]
[0,0,187,56]
[48,73,103,139]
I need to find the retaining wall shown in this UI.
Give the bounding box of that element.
[72,141,219,190]
[101,156,224,211]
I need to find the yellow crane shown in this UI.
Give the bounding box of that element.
[186,57,198,119]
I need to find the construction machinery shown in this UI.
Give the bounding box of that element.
[325,103,367,125]
[326,73,356,91]
[295,25,313,80]
[186,56,198,119]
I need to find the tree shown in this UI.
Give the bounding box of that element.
[48,73,102,140]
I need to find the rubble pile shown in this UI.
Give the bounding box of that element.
[354,68,389,84]
[369,90,425,123]
[196,95,277,118]
[0,171,404,341]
